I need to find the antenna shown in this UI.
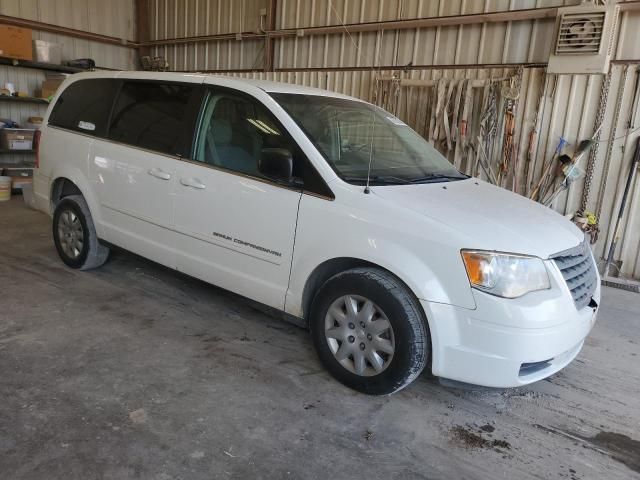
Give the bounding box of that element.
[364,29,385,194]
[328,0,385,194]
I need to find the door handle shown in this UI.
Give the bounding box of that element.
[180,177,206,189]
[148,168,171,180]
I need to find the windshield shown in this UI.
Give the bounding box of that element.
[270,93,467,185]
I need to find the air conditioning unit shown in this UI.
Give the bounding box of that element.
[547,4,619,74]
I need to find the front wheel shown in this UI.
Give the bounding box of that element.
[310,268,429,395]
[52,195,109,270]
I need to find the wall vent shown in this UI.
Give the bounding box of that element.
[555,11,605,55]
[548,5,619,75]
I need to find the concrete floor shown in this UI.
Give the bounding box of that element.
[1,196,639,480]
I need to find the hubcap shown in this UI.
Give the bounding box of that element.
[57,209,84,260]
[324,295,395,377]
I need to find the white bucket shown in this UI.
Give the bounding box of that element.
[0,176,11,202]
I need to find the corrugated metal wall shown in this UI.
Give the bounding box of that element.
[148,0,640,70]
[149,0,587,71]
[274,0,563,68]
[0,0,136,69]
[150,0,267,71]
[0,0,136,164]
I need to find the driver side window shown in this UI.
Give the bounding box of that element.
[194,91,300,180]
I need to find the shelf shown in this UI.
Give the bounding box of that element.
[0,95,48,105]
[0,149,35,154]
[0,163,35,170]
[0,57,85,74]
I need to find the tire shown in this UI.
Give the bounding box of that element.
[310,267,429,395]
[52,195,109,270]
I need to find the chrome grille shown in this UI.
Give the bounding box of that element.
[552,240,598,310]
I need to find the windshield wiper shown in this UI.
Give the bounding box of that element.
[343,173,468,185]
[342,175,412,185]
[409,173,469,183]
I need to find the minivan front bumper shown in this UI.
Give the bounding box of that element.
[421,269,600,388]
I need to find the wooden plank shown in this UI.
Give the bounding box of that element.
[0,13,137,48]
[136,0,151,57]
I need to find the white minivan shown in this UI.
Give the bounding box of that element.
[33,72,600,394]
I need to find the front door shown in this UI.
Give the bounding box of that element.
[173,89,303,309]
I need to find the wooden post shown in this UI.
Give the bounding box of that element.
[264,0,277,72]
[136,0,151,60]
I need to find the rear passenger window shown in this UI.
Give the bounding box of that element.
[109,81,194,155]
[48,79,117,137]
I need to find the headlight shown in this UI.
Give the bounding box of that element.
[461,250,550,298]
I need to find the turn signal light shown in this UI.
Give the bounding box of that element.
[461,251,491,286]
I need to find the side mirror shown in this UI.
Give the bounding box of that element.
[259,148,293,182]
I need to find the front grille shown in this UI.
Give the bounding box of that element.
[552,240,598,310]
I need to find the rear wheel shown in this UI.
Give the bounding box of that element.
[52,195,109,270]
[310,268,429,395]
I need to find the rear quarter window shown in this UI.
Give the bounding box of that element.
[48,79,118,137]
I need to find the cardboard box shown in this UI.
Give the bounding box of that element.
[40,78,64,99]
[24,116,43,130]
[0,25,32,61]
[0,128,35,150]
[9,172,33,190]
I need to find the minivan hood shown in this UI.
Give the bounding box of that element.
[373,179,584,259]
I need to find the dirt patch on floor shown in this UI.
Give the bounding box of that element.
[588,431,640,474]
[450,425,511,451]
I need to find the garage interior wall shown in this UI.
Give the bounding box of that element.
[1,0,636,280]
[0,0,136,163]
[0,0,136,68]
[143,0,640,280]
